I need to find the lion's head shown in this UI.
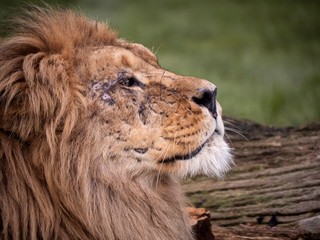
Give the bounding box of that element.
[0,7,231,239]
[80,40,231,180]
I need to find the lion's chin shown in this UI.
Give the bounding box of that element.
[175,134,233,179]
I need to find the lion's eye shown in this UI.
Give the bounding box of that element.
[118,77,144,88]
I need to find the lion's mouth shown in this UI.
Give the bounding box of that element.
[160,131,217,164]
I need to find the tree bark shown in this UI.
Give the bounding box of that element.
[185,117,320,239]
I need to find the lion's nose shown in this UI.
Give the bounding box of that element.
[192,88,217,118]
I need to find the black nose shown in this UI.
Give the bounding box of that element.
[192,88,217,118]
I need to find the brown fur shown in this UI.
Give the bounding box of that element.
[0,7,231,240]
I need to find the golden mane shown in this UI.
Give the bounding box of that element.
[3,7,117,55]
[0,7,118,139]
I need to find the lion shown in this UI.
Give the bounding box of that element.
[0,7,232,240]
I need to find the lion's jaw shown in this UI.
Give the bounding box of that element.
[81,45,232,179]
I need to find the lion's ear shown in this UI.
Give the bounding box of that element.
[119,40,160,67]
[1,52,74,140]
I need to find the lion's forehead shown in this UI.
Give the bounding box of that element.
[86,45,158,72]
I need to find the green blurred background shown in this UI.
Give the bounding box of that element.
[1,0,319,126]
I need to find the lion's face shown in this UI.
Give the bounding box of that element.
[77,43,231,178]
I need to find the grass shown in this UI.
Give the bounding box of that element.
[1,0,319,126]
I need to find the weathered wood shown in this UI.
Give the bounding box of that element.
[212,224,317,240]
[188,208,215,240]
[183,117,320,238]
[298,215,320,234]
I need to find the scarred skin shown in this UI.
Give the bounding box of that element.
[0,7,232,240]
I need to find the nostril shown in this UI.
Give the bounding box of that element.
[192,88,217,118]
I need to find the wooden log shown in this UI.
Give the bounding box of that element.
[188,207,215,240]
[183,117,320,239]
[212,224,318,240]
[298,215,320,234]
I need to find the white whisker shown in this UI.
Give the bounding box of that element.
[225,126,248,141]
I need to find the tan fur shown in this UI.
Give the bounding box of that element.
[0,7,231,239]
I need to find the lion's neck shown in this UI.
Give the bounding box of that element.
[57,172,194,240]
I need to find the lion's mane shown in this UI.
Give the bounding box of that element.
[0,8,193,240]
